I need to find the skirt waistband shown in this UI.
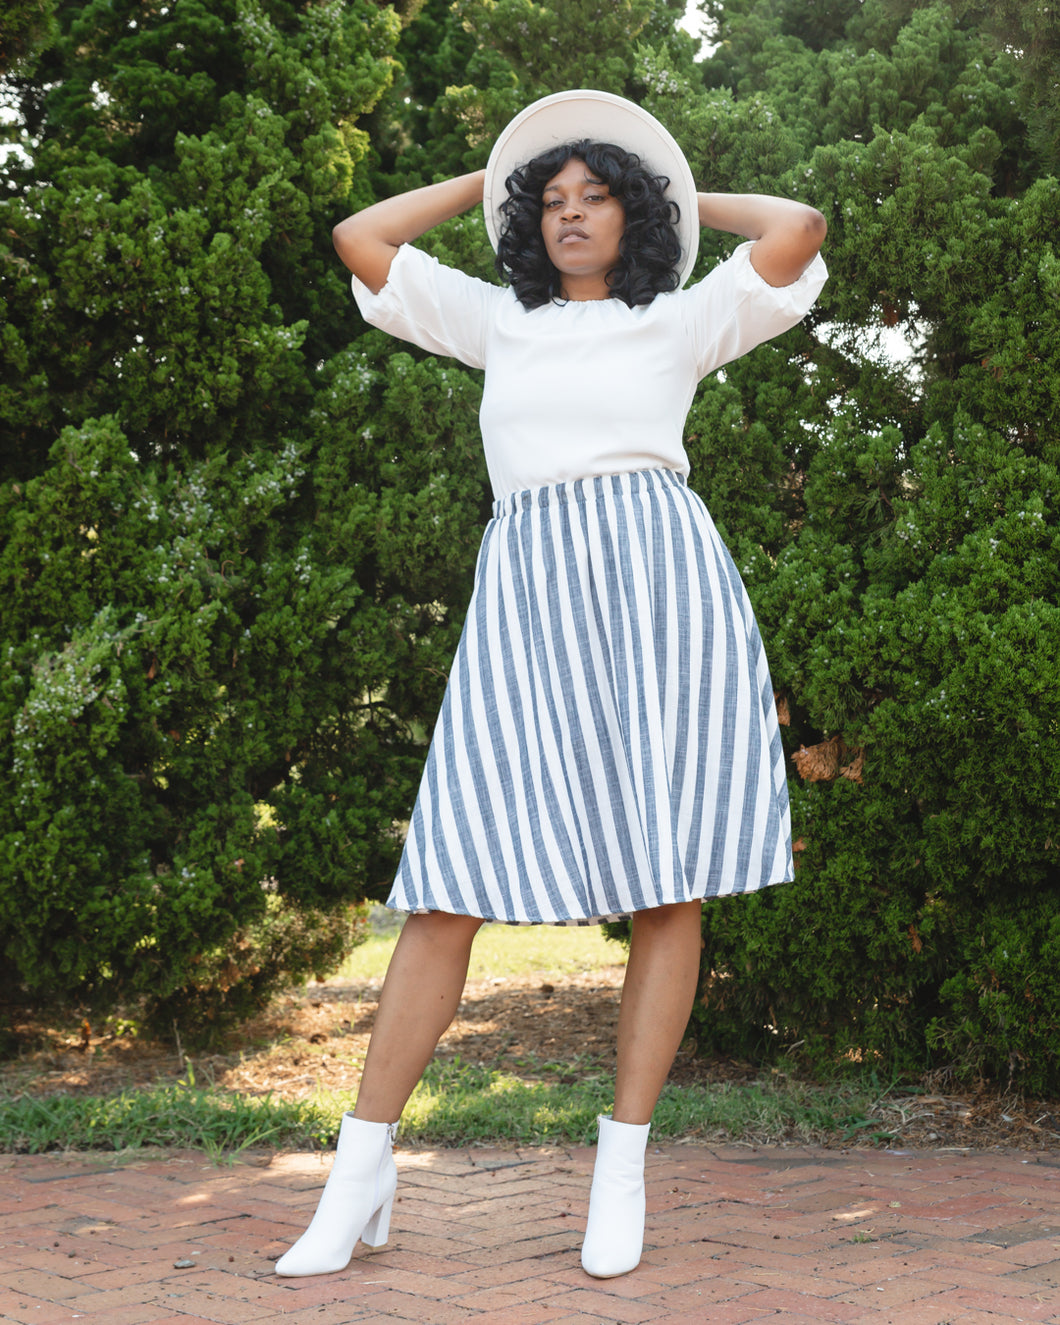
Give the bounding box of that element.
[492,467,687,520]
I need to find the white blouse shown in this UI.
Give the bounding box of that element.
[352,241,827,500]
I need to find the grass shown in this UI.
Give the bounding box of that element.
[0,1074,330,1160]
[0,921,898,1157]
[0,1058,893,1156]
[397,1059,888,1148]
[339,918,624,983]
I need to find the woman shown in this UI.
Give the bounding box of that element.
[276,90,826,1282]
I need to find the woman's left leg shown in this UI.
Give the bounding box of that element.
[614,899,704,1121]
[582,899,702,1279]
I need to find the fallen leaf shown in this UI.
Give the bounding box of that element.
[792,737,842,782]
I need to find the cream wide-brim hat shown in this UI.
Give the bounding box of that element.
[483,88,699,287]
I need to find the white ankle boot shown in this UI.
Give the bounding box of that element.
[275,1113,398,1276]
[580,1114,650,1278]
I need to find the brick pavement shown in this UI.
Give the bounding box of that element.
[1,1142,1058,1323]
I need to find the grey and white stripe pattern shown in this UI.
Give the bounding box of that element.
[388,467,793,925]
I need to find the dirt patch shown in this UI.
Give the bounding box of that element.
[1,968,628,1103]
[3,966,1058,1152]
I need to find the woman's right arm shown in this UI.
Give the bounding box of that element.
[333,170,487,294]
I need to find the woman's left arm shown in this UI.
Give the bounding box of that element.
[697,193,826,288]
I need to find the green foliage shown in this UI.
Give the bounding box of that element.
[0,0,58,73]
[0,0,484,1038]
[427,0,695,171]
[944,0,1060,174]
[657,0,1060,1092]
[2,0,1058,1092]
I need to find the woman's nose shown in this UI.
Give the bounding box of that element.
[560,198,582,220]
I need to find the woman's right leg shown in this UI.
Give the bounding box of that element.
[275,909,484,1276]
[354,909,486,1120]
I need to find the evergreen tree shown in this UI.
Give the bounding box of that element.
[0,0,490,1035]
[0,0,57,74]
[2,0,1057,1089]
[637,0,1059,1089]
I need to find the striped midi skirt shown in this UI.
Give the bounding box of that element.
[387,467,794,925]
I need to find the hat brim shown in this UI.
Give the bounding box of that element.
[483,89,698,287]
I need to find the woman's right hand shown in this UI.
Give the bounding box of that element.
[332,170,486,293]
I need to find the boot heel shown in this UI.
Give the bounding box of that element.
[360,1193,394,1247]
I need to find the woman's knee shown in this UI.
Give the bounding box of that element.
[403,909,485,945]
[630,899,701,936]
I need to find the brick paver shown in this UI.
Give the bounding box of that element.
[0,1144,1058,1323]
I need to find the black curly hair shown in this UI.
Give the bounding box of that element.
[495,139,683,310]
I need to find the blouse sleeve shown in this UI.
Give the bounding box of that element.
[681,240,828,379]
[351,244,504,370]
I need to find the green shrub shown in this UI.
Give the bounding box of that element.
[0,0,478,1038]
[3,0,1058,1090]
[651,1,1060,1091]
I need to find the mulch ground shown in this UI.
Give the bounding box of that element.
[4,963,1059,1152]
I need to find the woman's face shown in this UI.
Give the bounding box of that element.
[539,157,625,300]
